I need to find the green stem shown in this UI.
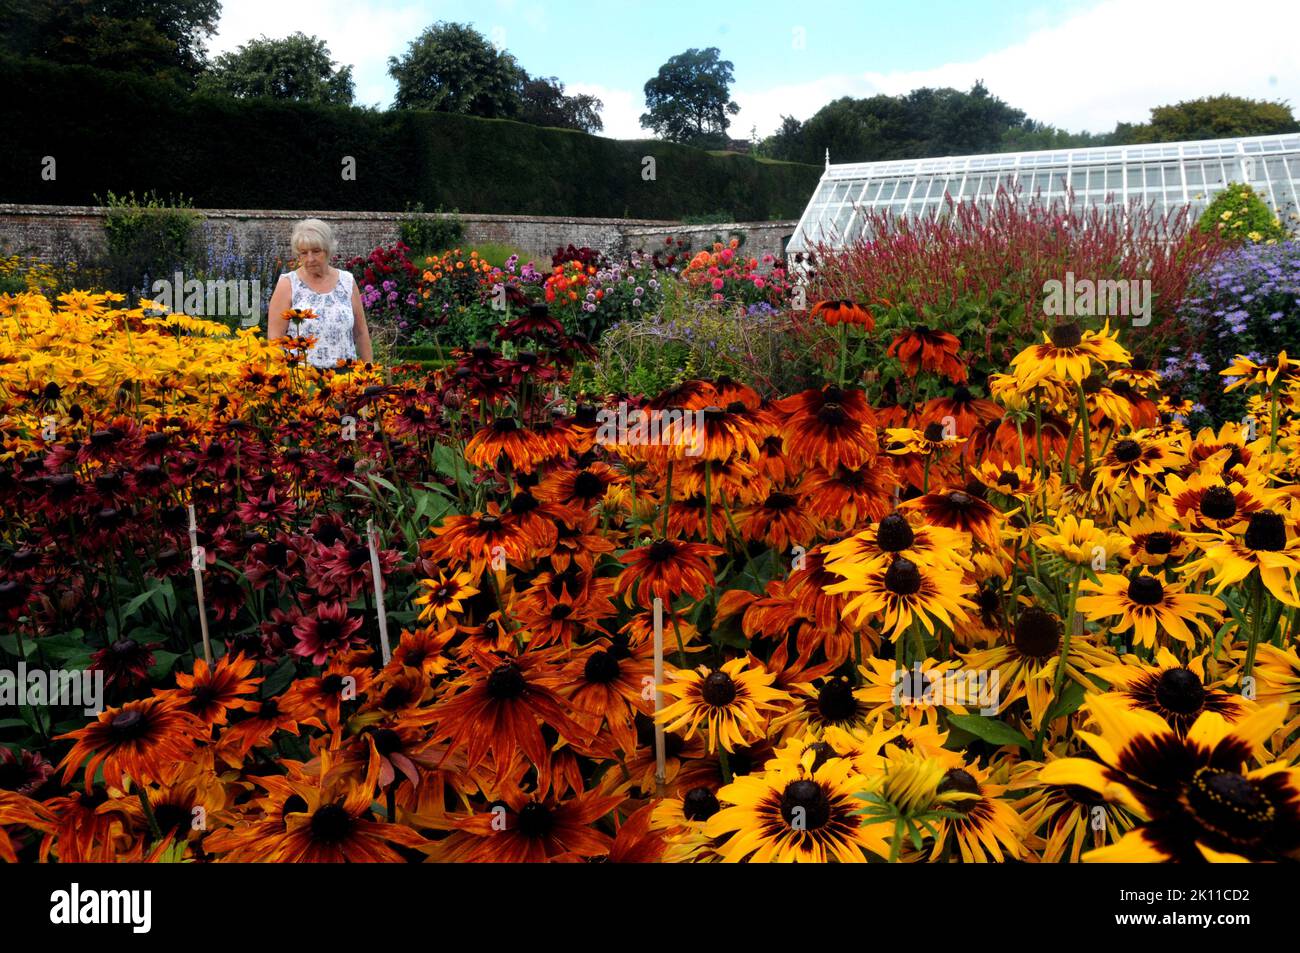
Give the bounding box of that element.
[1077,383,1093,481]
[660,462,674,538]
[1052,567,1083,698]
[136,783,163,841]
[1243,571,1268,683]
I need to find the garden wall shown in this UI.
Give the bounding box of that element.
[0,204,798,266]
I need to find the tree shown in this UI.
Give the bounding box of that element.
[388,21,525,117]
[518,76,603,133]
[784,84,1036,164]
[1117,95,1299,144]
[0,0,220,86]
[925,81,1026,155]
[197,33,354,105]
[760,115,805,161]
[641,47,740,147]
[999,121,1112,153]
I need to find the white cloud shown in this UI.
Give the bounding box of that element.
[732,0,1300,140]
[565,83,648,138]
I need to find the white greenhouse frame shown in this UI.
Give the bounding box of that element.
[786,133,1300,253]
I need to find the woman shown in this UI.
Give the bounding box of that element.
[267,218,373,367]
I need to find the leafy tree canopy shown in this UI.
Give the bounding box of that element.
[0,0,220,86]
[197,32,354,105]
[388,20,525,117]
[641,47,740,148]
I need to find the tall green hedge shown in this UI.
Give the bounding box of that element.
[0,56,821,220]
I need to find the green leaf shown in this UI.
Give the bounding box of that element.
[0,634,38,658]
[1023,575,1059,613]
[946,713,1032,750]
[941,723,979,749]
[18,705,45,735]
[149,650,181,680]
[260,657,298,697]
[119,585,160,622]
[1043,681,1087,725]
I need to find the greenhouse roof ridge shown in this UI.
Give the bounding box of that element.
[821,132,1300,179]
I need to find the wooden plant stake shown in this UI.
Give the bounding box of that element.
[653,597,667,797]
[367,519,393,666]
[186,503,213,666]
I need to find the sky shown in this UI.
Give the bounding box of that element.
[210,0,1300,143]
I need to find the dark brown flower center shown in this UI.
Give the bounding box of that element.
[1127,574,1164,606]
[1013,607,1061,659]
[1113,439,1141,463]
[816,677,858,724]
[1049,322,1083,348]
[516,801,554,838]
[310,803,353,844]
[1144,532,1174,555]
[1186,768,1275,846]
[923,422,947,443]
[779,779,831,830]
[382,686,411,709]
[1155,668,1206,715]
[938,768,981,813]
[1244,510,1286,552]
[876,513,914,552]
[486,662,527,700]
[883,556,922,596]
[573,471,604,499]
[682,786,721,822]
[1199,486,1237,521]
[108,709,146,740]
[996,471,1021,490]
[816,403,847,427]
[647,539,678,561]
[701,671,737,706]
[583,650,620,684]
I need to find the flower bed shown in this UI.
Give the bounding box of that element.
[1,258,1299,864]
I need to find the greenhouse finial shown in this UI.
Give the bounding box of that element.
[825,148,830,169]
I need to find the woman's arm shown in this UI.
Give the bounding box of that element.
[352,281,374,362]
[266,275,291,340]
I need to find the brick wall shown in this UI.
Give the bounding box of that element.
[0,204,797,267]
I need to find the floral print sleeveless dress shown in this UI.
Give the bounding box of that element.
[284,269,358,368]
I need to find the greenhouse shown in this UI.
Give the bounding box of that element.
[787,132,1300,252]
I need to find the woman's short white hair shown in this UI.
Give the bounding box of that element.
[290,218,336,256]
